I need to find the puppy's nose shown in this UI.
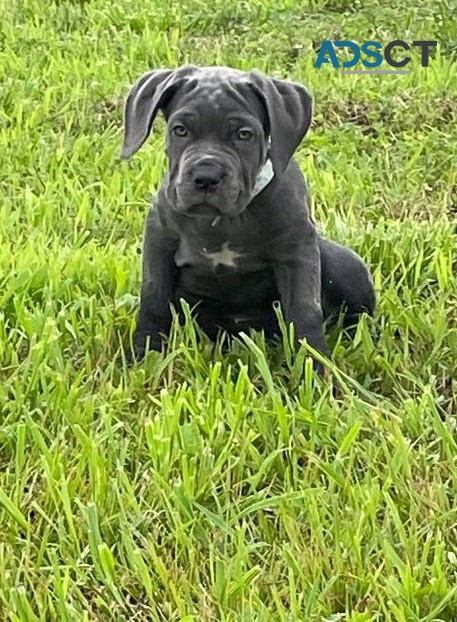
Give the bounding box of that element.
[192,163,224,191]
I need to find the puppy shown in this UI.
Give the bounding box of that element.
[121,66,376,370]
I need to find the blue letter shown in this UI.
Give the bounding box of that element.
[315,40,340,68]
[361,41,382,67]
[335,40,360,69]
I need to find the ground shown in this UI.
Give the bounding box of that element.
[1,0,456,620]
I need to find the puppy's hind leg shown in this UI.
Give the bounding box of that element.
[318,237,376,330]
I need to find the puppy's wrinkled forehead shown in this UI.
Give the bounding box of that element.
[164,70,267,128]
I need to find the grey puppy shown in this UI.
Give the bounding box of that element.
[121,65,375,371]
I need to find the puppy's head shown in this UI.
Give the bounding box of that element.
[121,66,313,218]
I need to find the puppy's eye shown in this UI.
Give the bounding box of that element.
[172,125,188,137]
[236,128,253,141]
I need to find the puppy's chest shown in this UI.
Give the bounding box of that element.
[174,225,268,273]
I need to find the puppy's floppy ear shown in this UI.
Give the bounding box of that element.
[249,70,313,177]
[120,66,196,159]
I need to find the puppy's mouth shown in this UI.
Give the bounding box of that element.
[187,203,221,217]
[185,203,248,223]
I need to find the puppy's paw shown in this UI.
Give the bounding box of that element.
[126,333,163,363]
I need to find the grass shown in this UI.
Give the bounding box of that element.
[1,0,457,620]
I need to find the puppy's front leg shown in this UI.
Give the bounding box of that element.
[133,207,178,359]
[273,235,330,372]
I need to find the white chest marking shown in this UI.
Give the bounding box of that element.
[202,241,244,268]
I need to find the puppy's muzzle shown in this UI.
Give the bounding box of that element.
[174,153,241,216]
[191,160,225,191]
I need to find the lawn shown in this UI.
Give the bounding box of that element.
[1,0,456,620]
